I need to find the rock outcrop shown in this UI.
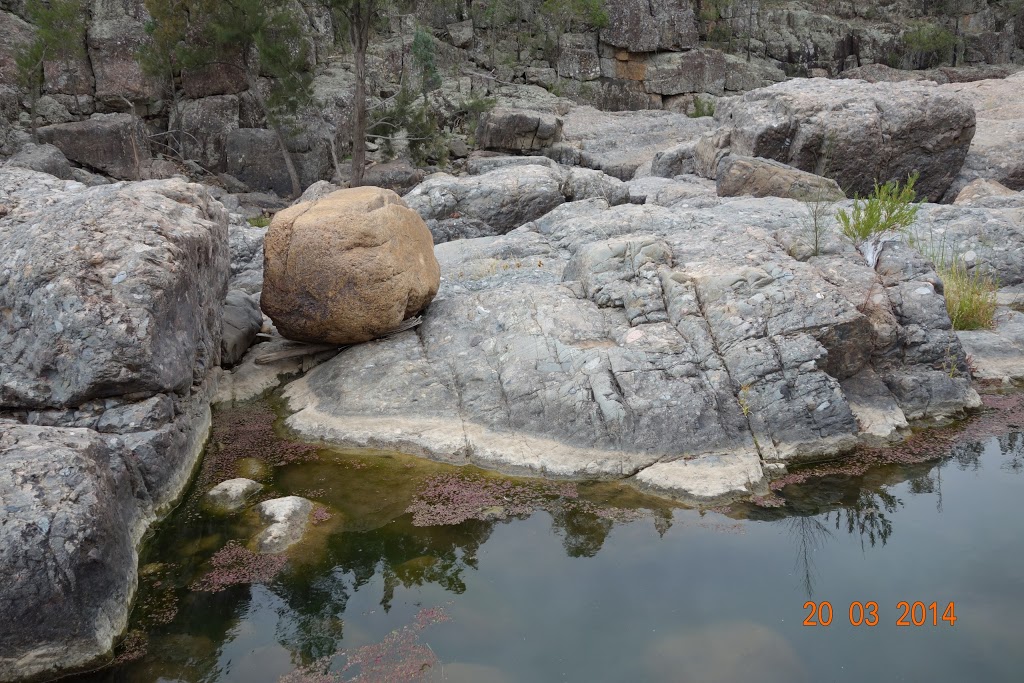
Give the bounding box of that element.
[0,167,226,682]
[37,113,151,181]
[700,78,976,201]
[282,196,987,504]
[940,71,1024,200]
[261,186,440,344]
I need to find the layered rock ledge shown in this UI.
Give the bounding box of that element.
[282,196,990,503]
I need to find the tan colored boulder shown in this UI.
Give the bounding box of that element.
[261,187,440,344]
[953,178,1017,205]
[716,155,846,201]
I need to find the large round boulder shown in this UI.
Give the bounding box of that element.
[261,186,440,344]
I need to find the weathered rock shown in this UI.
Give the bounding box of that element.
[625,175,719,208]
[561,167,630,206]
[558,107,715,180]
[282,197,978,503]
[87,0,161,106]
[170,96,240,172]
[600,0,698,52]
[838,63,929,83]
[204,478,263,514]
[447,19,473,48]
[254,496,313,554]
[0,168,229,408]
[716,155,846,201]
[0,11,34,87]
[404,166,566,235]
[0,424,139,682]
[705,78,976,201]
[465,154,559,175]
[37,113,151,180]
[225,129,292,197]
[0,379,212,683]
[213,338,305,406]
[362,159,424,195]
[295,180,342,205]
[222,290,263,366]
[261,186,440,344]
[643,49,727,97]
[476,108,563,153]
[227,214,267,294]
[957,309,1024,383]
[651,141,699,178]
[557,33,600,82]
[4,142,73,180]
[940,72,1024,199]
[954,178,1019,205]
[911,203,1024,288]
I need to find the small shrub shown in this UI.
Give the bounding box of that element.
[903,23,956,69]
[836,173,920,245]
[689,96,715,118]
[248,216,271,228]
[909,228,998,331]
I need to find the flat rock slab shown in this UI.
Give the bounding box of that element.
[957,309,1024,383]
[283,197,981,503]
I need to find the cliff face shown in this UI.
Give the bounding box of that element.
[0,0,1020,194]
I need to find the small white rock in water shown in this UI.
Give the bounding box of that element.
[254,496,313,554]
[204,478,263,513]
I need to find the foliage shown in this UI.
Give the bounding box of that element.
[797,185,838,258]
[248,216,272,228]
[689,96,715,118]
[909,228,998,331]
[14,0,85,137]
[539,0,609,30]
[410,28,441,100]
[369,87,448,166]
[902,23,956,69]
[451,93,496,145]
[836,173,921,246]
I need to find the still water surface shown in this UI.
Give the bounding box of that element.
[72,398,1024,683]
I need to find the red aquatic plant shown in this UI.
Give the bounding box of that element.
[189,541,288,592]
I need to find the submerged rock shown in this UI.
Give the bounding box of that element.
[204,478,263,514]
[261,186,440,344]
[254,496,314,554]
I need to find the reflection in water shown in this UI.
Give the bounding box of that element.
[785,516,833,598]
[69,394,1024,683]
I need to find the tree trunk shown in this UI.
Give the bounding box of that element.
[246,71,302,199]
[350,3,369,187]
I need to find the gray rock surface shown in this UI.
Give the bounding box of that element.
[599,0,698,52]
[465,154,559,175]
[204,478,263,514]
[5,142,73,180]
[283,197,979,503]
[556,107,716,180]
[0,168,229,409]
[227,214,267,294]
[957,309,1024,383]
[404,166,566,236]
[704,78,976,201]
[476,108,563,153]
[0,424,140,682]
[940,72,1024,200]
[38,113,151,181]
[361,159,424,195]
[222,290,263,367]
[254,496,314,554]
[170,95,240,172]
